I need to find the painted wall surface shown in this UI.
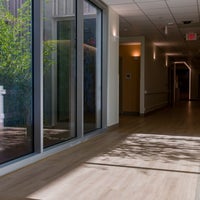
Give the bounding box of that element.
[144,39,168,113]
[120,37,168,114]
[119,45,141,113]
[120,37,145,114]
[107,8,119,126]
[191,68,200,99]
[119,45,141,57]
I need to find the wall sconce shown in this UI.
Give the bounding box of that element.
[112,30,119,42]
[153,45,156,60]
[113,35,119,41]
[165,54,168,67]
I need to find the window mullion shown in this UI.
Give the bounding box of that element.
[76,0,84,138]
[33,0,43,153]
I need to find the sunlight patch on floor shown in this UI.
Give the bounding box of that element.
[88,133,200,173]
[27,133,200,200]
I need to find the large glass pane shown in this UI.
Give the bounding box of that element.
[84,1,102,133]
[43,0,76,148]
[0,0,33,164]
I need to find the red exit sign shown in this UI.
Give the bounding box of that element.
[186,32,197,41]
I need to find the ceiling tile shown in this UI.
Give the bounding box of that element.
[142,8,171,16]
[119,11,143,17]
[170,6,198,14]
[111,4,143,16]
[111,4,139,11]
[136,1,167,9]
[167,0,196,7]
[173,13,198,20]
[134,0,165,2]
[149,15,175,23]
[101,0,133,5]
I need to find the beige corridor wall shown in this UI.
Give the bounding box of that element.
[191,68,200,100]
[120,36,168,114]
[144,39,168,113]
[107,7,119,126]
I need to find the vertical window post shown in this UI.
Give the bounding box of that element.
[76,0,84,138]
[33,0,43,153]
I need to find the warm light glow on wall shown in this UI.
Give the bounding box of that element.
[119,44,141,59]
[112,28,118,41]
[132,51,140,57]
[113,29,117,37]
[165,54,168,67]
[153,45,156,60]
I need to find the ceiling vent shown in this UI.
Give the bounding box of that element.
[183,20,192,25]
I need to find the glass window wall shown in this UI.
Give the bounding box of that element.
[84,0,102,133]
[0,0,105,168]
[43,0,76,148]
[0,0,33,164]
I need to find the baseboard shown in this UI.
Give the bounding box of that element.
[145,101,168,114]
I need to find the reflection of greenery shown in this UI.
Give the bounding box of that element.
[43,40,57,73]
[0,0,54,126]
[0,0,32,126]
[0,0,31,86]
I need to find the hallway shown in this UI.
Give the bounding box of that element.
[1,101,200,200]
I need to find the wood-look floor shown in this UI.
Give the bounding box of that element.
[1,101,200,200]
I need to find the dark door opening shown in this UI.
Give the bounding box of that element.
[176,68,189,101]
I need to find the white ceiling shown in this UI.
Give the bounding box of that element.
[101,0,200,67]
